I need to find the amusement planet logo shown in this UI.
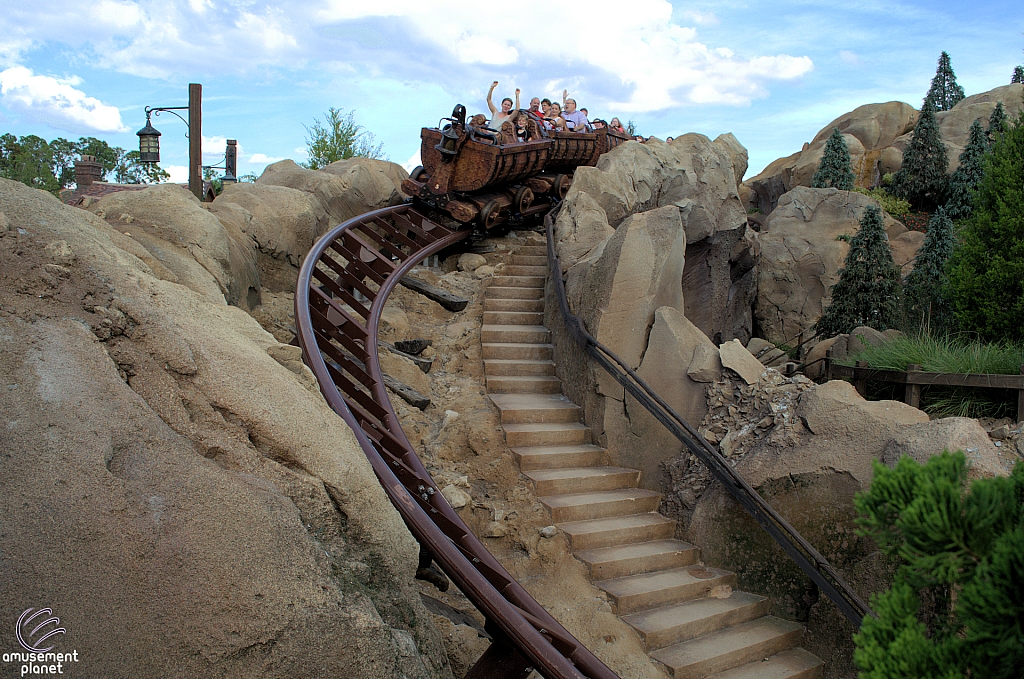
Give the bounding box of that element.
[3,608,79,676]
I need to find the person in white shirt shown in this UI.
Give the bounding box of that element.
[487,82,520,130]
[561,90,590,131]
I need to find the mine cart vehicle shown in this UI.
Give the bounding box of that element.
[402,104,630,231]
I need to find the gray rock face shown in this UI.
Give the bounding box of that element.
[754,187,907,345]
[719,339,765,385]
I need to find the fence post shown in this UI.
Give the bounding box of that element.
[854,361,869,397]
[1018,365,1024,425]
[905,364,922,409]
[825,348,833,381]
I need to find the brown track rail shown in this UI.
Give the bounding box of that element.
[543,208,874,629]
[294,203,621,679]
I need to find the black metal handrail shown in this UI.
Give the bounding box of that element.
[295,203,621,679]
[544,208,873,628]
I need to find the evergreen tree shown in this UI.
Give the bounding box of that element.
[944,120,988,220]
[948,105,1024,341]
[814,206,901,337]
[1013,65,1024,84]
[890,101,950,209]
[853,452,1024,679]
[811,128,855,190]
[987,101,1008,142]
[924,51,966,111]
[902,208,956,332]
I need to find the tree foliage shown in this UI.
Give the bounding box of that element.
[988,102,1008,142]
[924,51,965,111]
[890,102,949,209]
[815,206,901,338]
[853,452,1024,679]
[948,104,1024,341]
[0,133,167,195]
[902,208,956,333]
[944,120,989,220]
[811,128,855,190]
[302,108,385,169]
[1013,66,1024,84]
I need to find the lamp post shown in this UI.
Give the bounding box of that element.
[137,83,203,201]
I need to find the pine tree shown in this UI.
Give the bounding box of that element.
[1012,66,1024,84]
[853,452,1024,679]
[814,206,901,338]
[987,101,1008,142]
[948,105,1024,341]
[890,101,950,209]
[924,51,966,111]
[811,128,855,190]
[944,120,989,220]
[902,208,956,332]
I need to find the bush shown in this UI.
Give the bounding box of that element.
[948,103,1024,341]
[903,208,955,332]
[853,187,911,219]
[811,128,855,190]
[854,453,1024,679]
[815,206,901,338]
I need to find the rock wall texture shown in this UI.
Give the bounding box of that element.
[745,84,1024,214]
[0,178,451,679]
[754,187,909,345]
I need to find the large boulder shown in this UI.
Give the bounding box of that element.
[87,184,260,309]
[258,159,406,226]
[0,178,451,678]
[754,187,908,345]
[745,102,918,213]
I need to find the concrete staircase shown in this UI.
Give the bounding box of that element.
[481,240,823,679]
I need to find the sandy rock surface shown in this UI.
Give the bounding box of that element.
[0,178,451,679]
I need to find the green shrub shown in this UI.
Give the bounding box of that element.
[811,128,855,190]
[903,208,955,332]
[853,187,911,219]
[948,102,1024,342]
[853,453,1024,679]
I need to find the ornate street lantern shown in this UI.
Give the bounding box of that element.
[136,116,162,164]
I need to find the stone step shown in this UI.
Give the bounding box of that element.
[557,513,676,551]
[649,617,804,679]
[523,466,640,496]
[622,591,770,651]
[503,422,590,447]
[482,310,545,326]
[490,275,545,289]
[483,298,545,313]
[481,324,550,344]
[541,488,661,523]
[489,393,580,424]
[503,264,548,277]
[596,565,737,615]
[515,246,547,256]
[484,359,556,377]
[576,539,699,581]
[512,444,606,471]
[484,286,544,300]
[714,649,823,679]
[482,343,553,361]
[486,375,563,394]
[512,255,547,266]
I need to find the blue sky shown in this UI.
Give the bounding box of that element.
[1,0,1022,183]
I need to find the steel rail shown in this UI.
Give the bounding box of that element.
[294,203,622,679]
[543,207,874,628]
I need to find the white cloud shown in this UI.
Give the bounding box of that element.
[840,50,860,65]
[683,10,720,26]
[164,164,189,183]
[248,153,284,164]
[402,151,421,174]
[0,66,126,132]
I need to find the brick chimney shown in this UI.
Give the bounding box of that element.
[74,155,103,187]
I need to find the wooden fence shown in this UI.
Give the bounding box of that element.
[824,351,1024,423]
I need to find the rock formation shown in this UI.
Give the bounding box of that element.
[0,177,451,679]
[754,187,910,345]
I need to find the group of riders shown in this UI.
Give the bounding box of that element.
[476,81,631,144]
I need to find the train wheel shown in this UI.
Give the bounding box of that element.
[409,165,426,182]
[514,186,534,214]
[479,200,501,230]
[552,174,569,200]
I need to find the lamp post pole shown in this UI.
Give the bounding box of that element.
[188,83,202,201]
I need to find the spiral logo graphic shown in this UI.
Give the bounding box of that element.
[16,608,65,653]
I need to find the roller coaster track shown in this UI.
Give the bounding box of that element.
[294,201,872,679]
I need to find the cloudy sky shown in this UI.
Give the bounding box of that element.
[1,0,1021,183]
